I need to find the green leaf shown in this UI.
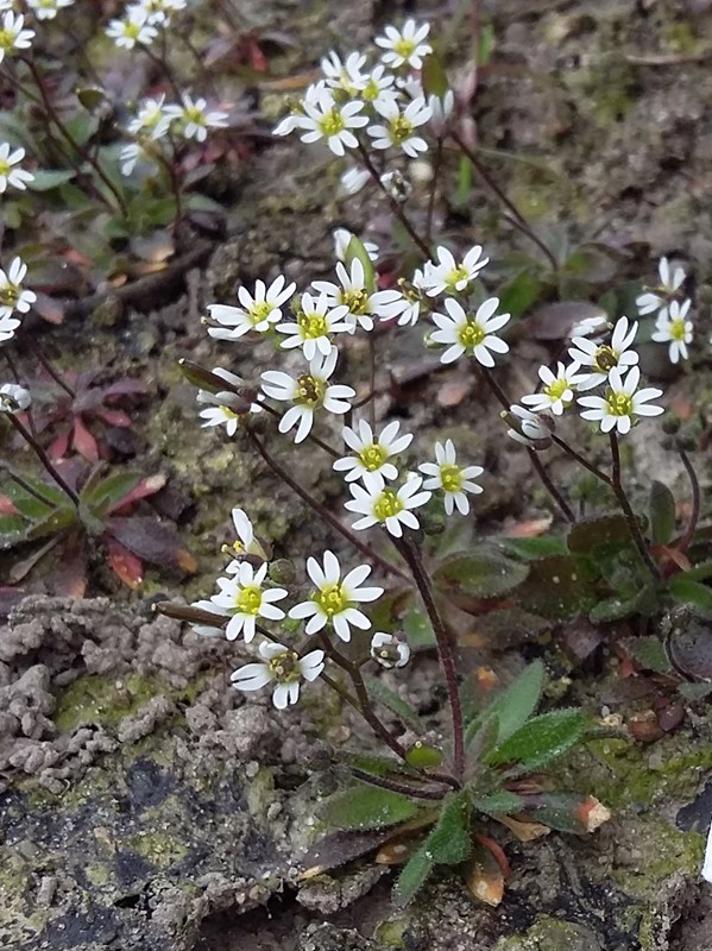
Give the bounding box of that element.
[363,676,424,733]
[684,561,712,583]
[678,682,712,701]
[649,481,676,545]
[341,750,413,778]
[523,793,600,833]
[80,471,140,516]
[470,790,524,816]
[568,515,633,555]
[321,783,419,831]
[487,709,589,771]
[432,543,529,601]
[402,604,436,649]
[478,22,496,66]
[29,169,76,192]
[393,842,434,907]
[513,554,598,620]
[589,584,656,623]
[627,636,671,674]
[668,577,712,620]
[465,660,545,749]
[425,791,472,865]
[497,269,545,319]
[421,53,449,97]
[405,743,444,769]
[345,236,376,294]
[500,535,569,560]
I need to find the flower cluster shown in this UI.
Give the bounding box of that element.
[637,257,695,365]
[0,257,36,343]
[0,10,35,62]
[107,0,189,49]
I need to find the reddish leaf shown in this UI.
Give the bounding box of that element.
[32,290,65,325]
[72,416,99,462]
[48,429,71,462]
[105,535,144,588]
[0,494,18,515]
[103,378,150,399]
[109,473,168,514]
[95,408,133,428]
[107,515,196,572]
[47,532,87,597]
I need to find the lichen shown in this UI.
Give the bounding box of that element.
[53,672,163,733]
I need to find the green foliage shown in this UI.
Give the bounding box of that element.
[345,236,376,293]
[432,543,529,602]
[465,660,545,748]
[421,53,449,97]
[363,676,425,733]
[649,481,676,545]
[486,709,589,771]
[513,554,597,620]
[627,636,672,674]
[668,576,712,620]
[589,584,656,623]
[470,790,524,816]
[405,743,444,769]
[321,783,420,831]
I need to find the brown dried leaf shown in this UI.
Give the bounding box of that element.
[497,815,551,842]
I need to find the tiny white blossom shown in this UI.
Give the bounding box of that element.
[128,95,171,140]
[299,86,368,156]
[392,269,426,327]
[345,475,431,537]
[380,168,412,201]
[208,275,296,340]
[358,64,399,109]
[521,361,588,416]
[120,143,146,176]
[578,366,664,435]
[106,8,157,49]
[368,97,431,157]
[375,19,432,70]
[636,256,686,317]
[568,316,639,390]
[312,258,406,331]
[506,404,554,449]
[210,561,287,642]
[421,245,488,297]
[320,50,367,95]
[569,314,608,340]
[431,297,510,367]
[428,90,455,136]
[334,419,413,487]
[703,815,712,883]
[0,143,33,193]
[189,598,227,638]
[197,367,262,435]
[0,12,34,61]
[261,349,355,444]
[419,439,484,516]
[223,507,268,562]
[370,632,410,669]
[27,0,74,20]
[0,313,20,344]
[0,382,31,413]
[289,550,383,642]
[333,229,379,264]
[340,165,371,195]
[651,298,693,364]
[0,257,36,320]
[231,641,325,710]
[129,0,186,25]
[166,94,229,142]
[276,291,350,359]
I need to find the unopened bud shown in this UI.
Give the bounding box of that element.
[661,416,681,436]
[503,405,554,450]
[269,558,296,586]
[419,507,446,536]
[380,170,412,203]
[370,632,410,669]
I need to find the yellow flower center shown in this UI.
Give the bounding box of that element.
[0,159,10,176]
[373,488,403,521]
[124,22,141,39]
[235,585,263,615]
[295,374,325,407]
[222,539,245,557]
[389,115,414,143]
[314,583,348,618]
[358,444,387,471]
[249,301,273,325]
[219,405,240,420]
[439,464,463,493]
[0,284,19,306]
[341,288,370,315]
[268,650,300,683]
[605,389,633,418]
[393,37,416,58]
[319,109,345,136]
[362,78,380,101]
[458,320,485,349]
[445,265,469,288]
[593,345,618,373]
[184,106,205,125]
[297,309,328,339]
[0,29,15,50]
[544,378,570,402]
[670,319,686,341]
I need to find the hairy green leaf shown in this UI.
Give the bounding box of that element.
[320,783,419,831]
[393,842,434,907]
[433,544,529,601]
[568,515,632,555]
[345,236,376,294]
[523,792,601,833]
[685,561,712,583]
[500,535,569,560]
[649,481,676,545]
[29,169,76,192]
[465,660,545,749]
[668,577,712,620]
[513,554,597,620]
[341,750,414,778]
[425,791,472,865]
[402,603,436,648]
[470,790,524,816]
[589,583,656,623]
[487,709,589,771]
[627,636,671,674]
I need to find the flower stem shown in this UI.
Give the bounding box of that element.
[677,449,701,553]
[550,433,612,485]
[6,415,80,505]
[29,338,75,399]
[609,432,661,581]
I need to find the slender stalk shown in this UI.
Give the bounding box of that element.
[178,30,218,97]
[349,765,447,801]
[6,415,80,505]
[29,339,75,399]
[551,433,612,486]
[450,131,558,273]
[677,449,701,553]
[609,432,660,581]
[246,427,411,583]
[528,450,575,522]
[393,535,465,781]
[368,335,376,429]
[156,150,183,227]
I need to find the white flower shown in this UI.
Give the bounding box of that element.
[333,419,413,487]
[368,97,431,157]
[320,50,367,95]
[0,143,33,193]
[345,475,431,537]
[703,813,712,883]
[208,275,296,339]
[0,313,20,344]
[106,8,157,49]
[333,229,379,264]
[312,258,406,331]
[27,0,74,20]
[419,439,483,516]
[431,297,510,367]
[0,12,34,61]
[129,0,186,25]
[568,315,639,390]
[578,366,664,435]
[651,298,693,364]
[189,598,227,638]
[428,90,454,136]
[521,361,588,416]
[391,269,426,327]
[120,143,145,176]
[210,562,287,642]
[421,245,488,297]
[260,349,355,444]
[223,507,268,562]
[299,86,368,156]
[375,19,432,69]
[340,165,371,195]
[197,367,261,436]
[289,550,383,642]
[569,314,608,340]
[505,404,554,449]
[0,382,31,413]
[231,641,325,710]
[636,256,686,317]
[370,632,410,669]
[358,64,399,108]
[276,291,350,358]
[128,95,171,140]
[0,257,36,320]
[380,168,412,201]
[166,95,229,142]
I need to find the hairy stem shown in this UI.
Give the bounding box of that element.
[550,433,612,486]
[7,415,80,505]
[349,765,447,800]
[609,432,661,581]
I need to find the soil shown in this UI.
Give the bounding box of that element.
[2,0,712,950]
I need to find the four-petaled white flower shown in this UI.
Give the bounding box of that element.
[368,97,432,157]
[210,562,287,642]
[358,64,399,109]
[0,143,33,193]
[261,349,355,444]
[0,12,34,61]
[340,165,370,195]
[578,366,664,435]
[370,632,410,669]
[289,550,383,642]
[505,404,554,449]
[299,86,368,156]
[428,90,455,137]
[231,641,325,709]
[27,0,74,20]
[333,419,413,487]
[651,298,693,364]
[568,315,639,390]
[106,8,157,49]
[0,257,36,321]
[276,291,350,358]
[166,94,229,142]
[345,475,431,537]
[431,297,510,367]
[0,312,20,344]
[636,256,686,317]
[0,382,31,413]
[521,361,587,416]
[312,258,406,332]
[197,366,261,435]
[128,95,171,140]
[333,229,379,264]
[391,269,425,327]
[320,50,367,95]
[208,275,296,340]
[375,19,432,69]
[223,507,268,562]
[421,245,488,297]
[419,439,484,516]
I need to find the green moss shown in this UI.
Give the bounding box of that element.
[374,917,410,948]
[494,916,601,950]
[126,828,189,868]
[609,816,703,900]
[53,673,163,733]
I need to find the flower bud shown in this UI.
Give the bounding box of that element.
[503,404,554,450]
[0,383,31,414]
[269,558,296,586]
[370,632,410,669]
[380,170,412,203]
